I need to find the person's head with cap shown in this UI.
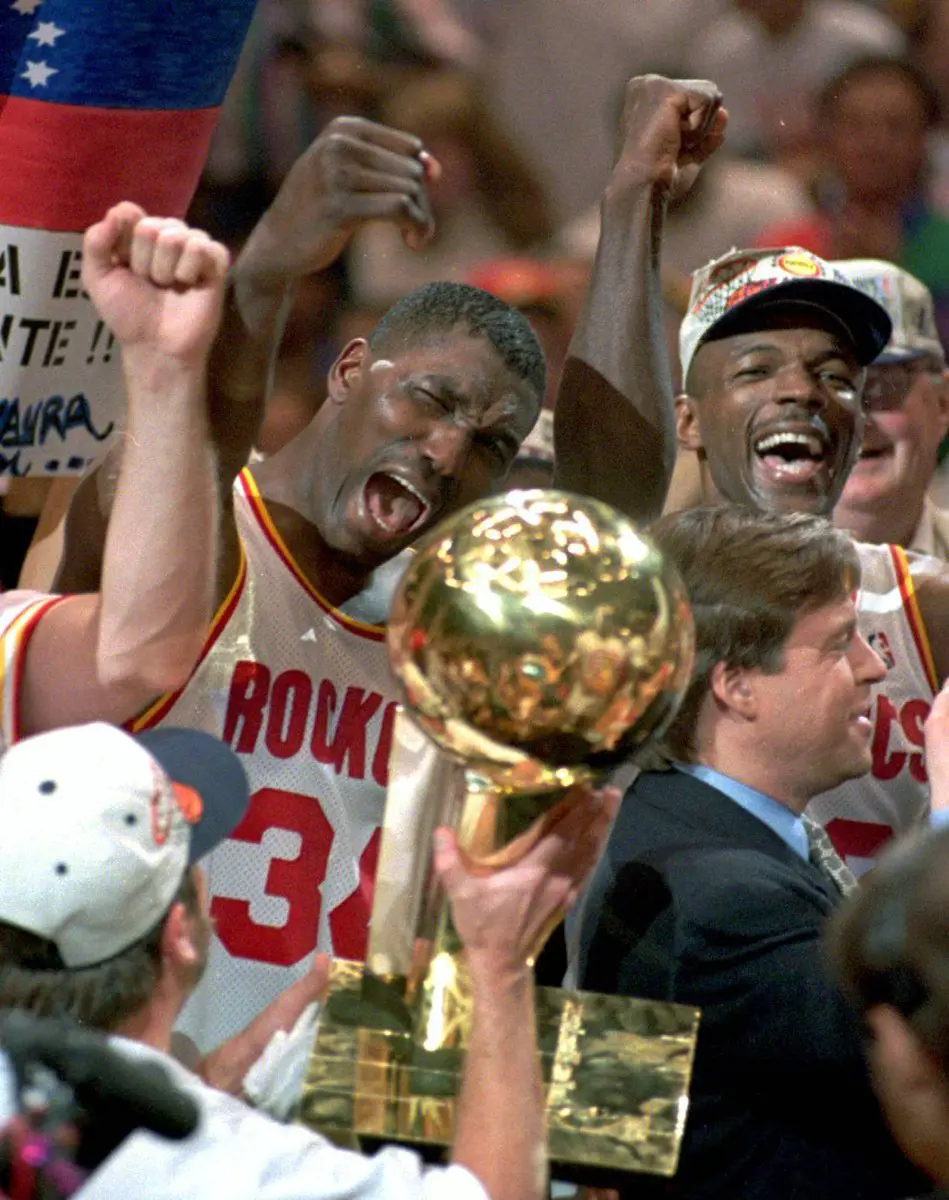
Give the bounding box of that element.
[0,723,249,1047]
[676,246,891,518]
[831,260,949,550]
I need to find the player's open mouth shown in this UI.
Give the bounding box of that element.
[363,471,433,538]
[752,427,830,485]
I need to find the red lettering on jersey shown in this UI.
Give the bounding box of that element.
[372,701,398,788]
[265,670,312,759]
[824,818,894,863]
[310,679,339,763]
[222,662,394,783]
[331,687,383,780]
[871,694,929,784]
[901,699,928,785]
[329,827,381,959]
[211,786,334,967]
[223,661,271,753]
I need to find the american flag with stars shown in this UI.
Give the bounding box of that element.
[0,0,257,475]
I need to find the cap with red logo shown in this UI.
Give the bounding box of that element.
[0,723,249,968]
[680,247,893,383]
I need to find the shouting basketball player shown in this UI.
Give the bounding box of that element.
[52,81,725,1081]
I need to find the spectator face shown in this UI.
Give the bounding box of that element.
[837,360,949,524]
[747,595,886,796]
[677,309,865,516]
[316,332,539,565]
[824,69,930,204]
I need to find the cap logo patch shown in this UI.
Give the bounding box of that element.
[149,762,176,847]
[173,783,203,825]
[776,251,822,278]
[691,256,756,314]
[725,278,777,310]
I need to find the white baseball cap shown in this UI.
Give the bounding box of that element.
[834,260,945,367]
[680,247,893,383]
[0,723,249,968]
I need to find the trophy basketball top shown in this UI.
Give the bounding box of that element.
[387,489,695,794]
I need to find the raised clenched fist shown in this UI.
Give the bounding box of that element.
[610,75,727,201]
[82,202,231,365]
[238,116,439,287]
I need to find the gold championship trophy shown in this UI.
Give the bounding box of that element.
[298,490,700,1185]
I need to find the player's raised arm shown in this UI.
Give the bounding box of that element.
[56,116,440,608]
[18,203,227,734]
[205,116,438,490]
[553,75,726,524]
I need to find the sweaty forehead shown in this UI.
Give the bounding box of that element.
[687,307,860,393]
[386,332,540,425]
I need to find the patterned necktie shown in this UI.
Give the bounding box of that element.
[801,814,858,898]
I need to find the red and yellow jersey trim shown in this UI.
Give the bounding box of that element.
[890,544,939,696]
[237,468,386,644]
[126,542,248,734]
[3,595,70,745]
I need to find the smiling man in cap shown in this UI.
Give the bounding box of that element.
[573,218,949,868]
[831,260,949,558]
[674,246,949,865]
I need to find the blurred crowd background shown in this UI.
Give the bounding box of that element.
[4,0,947,582]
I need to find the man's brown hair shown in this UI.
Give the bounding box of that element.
[650,505,861,761]
[0,871,200,1033]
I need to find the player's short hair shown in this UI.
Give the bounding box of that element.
[0,872,200,1033]
[828,825,949,1079]
[369,281,547,404]
[649,505,861,762]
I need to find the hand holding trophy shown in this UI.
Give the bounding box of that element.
[300,489,700,1184]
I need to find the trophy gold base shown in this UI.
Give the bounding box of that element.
[296,959,700,1186]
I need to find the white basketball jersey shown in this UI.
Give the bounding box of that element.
[807,541,939,874]
[0,590,68,756]
[129,470,397,1051]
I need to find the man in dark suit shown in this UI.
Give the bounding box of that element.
[576,505,932,1199]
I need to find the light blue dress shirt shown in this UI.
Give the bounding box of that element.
[675,762,949,840]
[674,762,811,861]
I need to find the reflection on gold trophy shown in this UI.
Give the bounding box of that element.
[298,490,701,1182]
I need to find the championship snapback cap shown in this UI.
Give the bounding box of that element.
[0,723,249,968]
[680,247,893,382]
[834,260,945,366]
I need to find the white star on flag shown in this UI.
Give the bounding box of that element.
[27,20,64,47]
[11,0,44,15]
[21,60,57,88]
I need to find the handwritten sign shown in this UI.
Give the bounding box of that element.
[0,225,120,476]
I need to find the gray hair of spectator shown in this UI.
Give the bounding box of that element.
[0,872,200,1033]
[369,281,547,404]
[649,505,861,762]
[827,825,949,1078]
